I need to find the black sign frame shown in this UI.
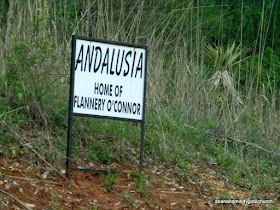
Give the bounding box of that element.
[66,35,148,179]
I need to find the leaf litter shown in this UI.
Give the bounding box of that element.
[0,157,279,209]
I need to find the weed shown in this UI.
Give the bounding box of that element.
[130,172,150,197]
[121,192,135,207]
[268,205,279,210]
[250,185,261,199]
[232,173,242,186]
[1,165,11,179]
[10,146,21,158]
[217,153,236,172]
[48,193,62,210]
[101,171,121,192]
[86,141,113,165]
[218,190,232,200]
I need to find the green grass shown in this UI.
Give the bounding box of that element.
[130,172,151,197]
[101,170,122,192]
[121,192,136,207]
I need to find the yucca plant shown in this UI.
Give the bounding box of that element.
[205,42,244,105]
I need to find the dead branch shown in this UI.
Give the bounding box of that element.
[227,136,280,156]
[0,188,32,210]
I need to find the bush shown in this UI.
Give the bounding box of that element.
[4,34,59,126]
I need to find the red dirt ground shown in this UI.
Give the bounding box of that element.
[0,155,278,209]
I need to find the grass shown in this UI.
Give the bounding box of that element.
[48,193,63,210]
[0,0,280,201]
[130,172,150,197]
[101,170,121,192]
[121,192,136,207]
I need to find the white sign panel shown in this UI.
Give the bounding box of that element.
[72,37,147,121]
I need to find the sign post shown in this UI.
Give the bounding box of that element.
[66,35,148,180]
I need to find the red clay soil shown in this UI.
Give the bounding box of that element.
[0,156,278,209]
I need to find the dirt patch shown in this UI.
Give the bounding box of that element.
[0,156,278,209]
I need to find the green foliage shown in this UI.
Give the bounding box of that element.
[0,109,26,154]
[5,34,56,124]
[268,205,279,210]
[0,0,9,28]
[1,165,11,179]
[217,190,232,200]
[205,42,244,104]
[250,185,261,199]
[130,172,150,197]
[205,43,244,70]
[101,171,121,192]
[255,47,280,90]
[48,193,62,210]
[86,141,113,164]
[121,192,135,207]
[217,153,236,172]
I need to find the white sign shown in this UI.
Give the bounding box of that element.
[72,38,147,121]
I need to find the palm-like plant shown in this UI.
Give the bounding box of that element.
[205,42,244,105]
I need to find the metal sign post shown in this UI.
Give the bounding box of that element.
[66,35,148,180]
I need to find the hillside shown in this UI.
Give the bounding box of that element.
[1,153,277,209]
[1,0,280,209]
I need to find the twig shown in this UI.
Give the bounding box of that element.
[227,136,280,156]
[0,188,31,210]
[5,175,63,185]
[182,124,198,130]
[158,190,190,195]
[182,122,280,157]
[6,106,28,114]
